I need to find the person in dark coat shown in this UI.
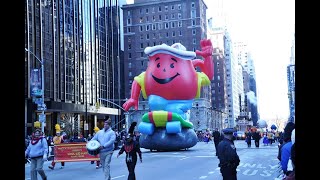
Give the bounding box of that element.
[212,128,221,156]
[117,122,142,180]
[252,130,261,148]
[217,128,240,180]
[245,130,252,148]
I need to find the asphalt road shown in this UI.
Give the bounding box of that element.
[25,139,283,180]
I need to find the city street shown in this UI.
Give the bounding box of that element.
[25,139,282,180]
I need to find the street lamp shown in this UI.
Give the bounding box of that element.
[98,98,130,133]
[25,48,46,133]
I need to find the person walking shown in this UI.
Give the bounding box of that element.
[25,129,48,180]
[252,129,261,148]
[245,130,252,148]
[90,119,116,180]
[212,128,221,156]
[49,125,65,170]
[217,128,240,180]
[117,122,142,180]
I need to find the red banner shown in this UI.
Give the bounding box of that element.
[54,143,99,162]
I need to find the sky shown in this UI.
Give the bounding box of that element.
[204,0,295,121]
[126,0,295,122]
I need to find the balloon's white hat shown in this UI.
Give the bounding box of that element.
[144,43,196,60]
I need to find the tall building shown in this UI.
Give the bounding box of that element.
[224,30,243,128]
[25,0,124,137]
[287,33,295,123]
[207,18,228,130]
[122,0,211,130]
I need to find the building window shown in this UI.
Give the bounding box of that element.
[172,31,175,37]
[166,32,169,37]
[178,13,182,19]
[127,18,131,24]
[153,15,156,21]
[152,24,156,30]
[191,2,195,8]
[146,34,149,40]
[128,63,132,68]
[159,15,162,21]
[159,6,162,12]
[141,52,144,57]
[139,9,142,14]
[171,5,175,10]
[171,14,175,19]
[179,31,182,36]
[129,72,132,77]
[128,10,131,16]
[128,53,132,59]
[158,23,162,29]
[192,20,196,26]
[171,22,175,28]
[128,44,131,50]
[127,27,131,32]
[140,43,143,49]
[192,29,196,35]
[140,26,143,31]
[218,75,220,80]
[139,17,143,23]
[165,15,169,20]
[165,22,169,29]
[165,6,168,11]
[178,21,182,27]
[146,25,150,31]
[191,10,196,18]
[178,4,181,10]
[146,8,149,14]
[140,35,143,40]
[193,38,196,44]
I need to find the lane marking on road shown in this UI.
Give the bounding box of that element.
[199,176,207,179]
[111,175,125,179]
[179,157,190,160]
[152,155,186,158]
[194,155,215,158]
[208,171,214,174]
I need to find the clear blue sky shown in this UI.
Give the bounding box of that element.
[204,0,295,121]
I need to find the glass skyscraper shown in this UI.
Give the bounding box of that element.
[25,0,124,137]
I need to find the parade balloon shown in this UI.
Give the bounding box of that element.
[122,40,214,150]
[257,119,268,128]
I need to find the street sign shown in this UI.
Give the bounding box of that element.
[39,114,46,123]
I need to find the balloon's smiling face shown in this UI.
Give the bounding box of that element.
[150,54,181,84]
[144,53,198,99]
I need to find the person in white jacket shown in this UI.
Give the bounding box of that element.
[25,129,48,180]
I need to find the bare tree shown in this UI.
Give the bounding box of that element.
[273,115,285,131]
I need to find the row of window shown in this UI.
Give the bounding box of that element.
[128,13,183,24]
[127,20,197,33]
[127,3,195,16]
